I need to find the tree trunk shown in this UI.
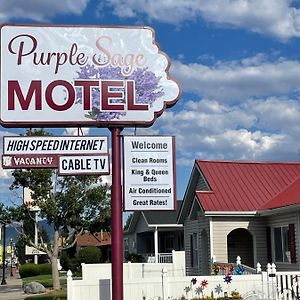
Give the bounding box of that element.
[51,229,61,290]
[51,255,60,290]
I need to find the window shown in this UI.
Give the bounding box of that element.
[274,226,290,263]
[190,233,198,267]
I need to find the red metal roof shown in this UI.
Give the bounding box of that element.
[195,160,300,212]
[260,176,300,210]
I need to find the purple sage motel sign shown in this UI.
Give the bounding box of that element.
[0,24,181,127]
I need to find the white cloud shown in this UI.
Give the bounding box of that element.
[0,0,89,22]
[100,0,300,40]
[171,57,300,102]
[156,96,300,164]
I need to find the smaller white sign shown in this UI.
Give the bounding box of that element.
[23,187,40,211]
[25,245,46,255]
[58,155,110,175]
[123,136,176,211]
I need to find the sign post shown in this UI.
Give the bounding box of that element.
[110,127,123,300]
[1,24,181,300]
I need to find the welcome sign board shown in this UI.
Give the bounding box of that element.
[123,136,176,211]
[0,24,181,127]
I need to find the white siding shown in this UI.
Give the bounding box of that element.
[212,217,268,268]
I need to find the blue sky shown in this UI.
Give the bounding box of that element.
[1,0,300,206]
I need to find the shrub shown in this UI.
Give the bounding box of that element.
[77,246,102,264]
[19,264,39,278]
[19,263,52,278]
[125,253,145,263]
[38,263,52,275]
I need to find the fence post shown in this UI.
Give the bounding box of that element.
[172,250,175,276]
[128,261,132,279]
[271,263,277,300]
[161,267,168,300]
[267,263,271,299]
[262,270,268,300]
[67,270,73,300]
[211,255,216,272]
[266,263,277,300]
[256,262,262,273]
[236,256,241,265]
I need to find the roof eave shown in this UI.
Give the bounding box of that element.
[148,224,183,228]
[177,163,202,223]
[259,203,300,216]
[204,211,257,217]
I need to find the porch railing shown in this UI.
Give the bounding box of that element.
[146,253,173,263]
[158,253,172,263]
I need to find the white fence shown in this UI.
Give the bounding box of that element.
[67,256,300,300]
[79,250,185,283]
[68,271,263,300]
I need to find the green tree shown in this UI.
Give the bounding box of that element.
[9,129,111,290]
[77,246,102,264]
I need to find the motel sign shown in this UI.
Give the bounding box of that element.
[0,25,180,127]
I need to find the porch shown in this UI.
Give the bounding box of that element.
[135,228,184,263]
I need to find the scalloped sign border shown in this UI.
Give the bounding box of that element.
[0,24,181,128]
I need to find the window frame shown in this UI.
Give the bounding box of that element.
[273,225,291,263]
[190,233,198,268]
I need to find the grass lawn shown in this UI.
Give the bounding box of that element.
[24,289,67,300]
[22,274,67,288]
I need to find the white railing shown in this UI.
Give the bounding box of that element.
[158,253,172,263]
[147,252,173,263]
[264,263,300,300]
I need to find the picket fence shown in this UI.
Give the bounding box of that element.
[67,258,300,300]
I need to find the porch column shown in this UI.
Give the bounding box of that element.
[154,227,159,263]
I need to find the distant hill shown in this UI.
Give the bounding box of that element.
[3,220,54,245]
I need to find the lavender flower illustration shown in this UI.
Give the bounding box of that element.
[75,65,164,121]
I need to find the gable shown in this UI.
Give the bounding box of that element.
[178,163,208,223]
[135,212,150,233]
[188,196,203,220]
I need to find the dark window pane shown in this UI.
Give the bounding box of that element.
[274,227,283,262]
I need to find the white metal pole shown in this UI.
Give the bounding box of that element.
[154,227,158,263]
[34,211,38,264]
